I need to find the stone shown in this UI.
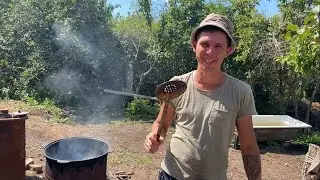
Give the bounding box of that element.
[25,170,36,176]
[29,164,43,174]
[35,174,44,179]
[25,158,34,170]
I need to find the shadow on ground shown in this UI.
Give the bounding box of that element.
[232,140,310,156]
[258,142,309,155]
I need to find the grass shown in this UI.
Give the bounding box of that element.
[108,119,153,126]
[0,99,37,112]
[108,148,154,166]
[1,99,157,125]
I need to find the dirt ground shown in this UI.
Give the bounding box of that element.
[1,101,308,180]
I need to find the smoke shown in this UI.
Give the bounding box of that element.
[46,68,82,95]
[52,21,105,68]
[45,21,126,123]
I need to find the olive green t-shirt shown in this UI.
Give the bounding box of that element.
[161,71,258,180]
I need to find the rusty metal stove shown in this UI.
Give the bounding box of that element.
[0,109,29,180]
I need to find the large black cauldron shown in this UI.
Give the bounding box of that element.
[44,137,111,180]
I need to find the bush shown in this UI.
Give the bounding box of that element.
[24,96,70,123]
[125,98,160,121]
[292,131,320,145]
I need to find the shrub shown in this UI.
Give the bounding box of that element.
[292,131,320,145]
[25,96,70,123]
[125,98,160,121]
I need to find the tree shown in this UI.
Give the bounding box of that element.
[112,14,155,94]
[278,4,320,124]
[0,0,56,99]
[221,0,287,114]
[152,0,208,79]
[0,0,126,111]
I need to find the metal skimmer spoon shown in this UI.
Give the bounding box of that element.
[154,80,187,141]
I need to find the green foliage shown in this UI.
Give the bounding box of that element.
[227,0,267,62]
[278,5,320,76]
[293,131,320,145]
[0,0,126,109]
[24,97,70,123]
[125,98,159,121]
[153,0,208,79]
[266,140,280,147]
[278,0,317,26]
[111,14,154,94]
[137,0,152,27]
[276,3,320,124]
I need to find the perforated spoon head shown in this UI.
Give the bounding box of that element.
[155,80,187,101]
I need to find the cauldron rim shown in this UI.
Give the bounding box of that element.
[44,136,111,163]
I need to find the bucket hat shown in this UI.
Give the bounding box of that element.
[191,13,237,54]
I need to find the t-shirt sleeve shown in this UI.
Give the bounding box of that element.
[237,84,258,119]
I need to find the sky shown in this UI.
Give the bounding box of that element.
[257,0,279,17]
[107,0,280,17]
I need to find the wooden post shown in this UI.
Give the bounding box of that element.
[301,144,320,180]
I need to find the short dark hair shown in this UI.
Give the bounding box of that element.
[194,25,231,47]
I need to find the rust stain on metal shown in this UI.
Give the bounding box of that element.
[0,109,28,180]
[45,155,108,180]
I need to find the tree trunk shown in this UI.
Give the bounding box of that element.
[135,73,147,95]
[278,65,285,114]
[290,74,300,119]
[293,94,300,119]
[305,80,320,125]
[290,85,300,119]
[135,75,145,95]
[135,60,155,94]
[126,60,134,93]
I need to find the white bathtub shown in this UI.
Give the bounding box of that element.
[233,115,312,145]
[251,115,312,142]
[252,115,312,129]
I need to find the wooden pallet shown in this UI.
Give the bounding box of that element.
[301,144,320,180]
